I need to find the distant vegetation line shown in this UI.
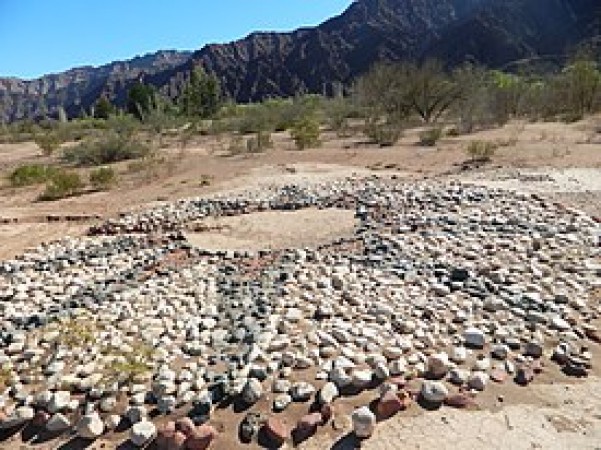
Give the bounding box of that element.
[1,51,599,201]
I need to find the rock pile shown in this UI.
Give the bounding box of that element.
[0,177,599,447]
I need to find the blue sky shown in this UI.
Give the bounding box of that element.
[0,0,352,80]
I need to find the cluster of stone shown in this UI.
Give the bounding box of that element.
[0,177,598,447]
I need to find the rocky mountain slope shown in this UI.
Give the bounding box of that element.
[1,0,599,122]
[0,50,191,122]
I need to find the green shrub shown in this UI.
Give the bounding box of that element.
[89,167,117,190]
[465,140,498,162]
[446,127,460,137]
[34,132,63,156]
[290,116,320,150]
[63,132,150,166]
[247,131,273,153]
[8,164,59,187]
[560,112,584,124]
[418,127,443,146]
[39,170,84,201]
[364,119,402,146]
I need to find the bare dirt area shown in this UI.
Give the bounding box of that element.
[302,377,601,450]
[0,117,600,449]
[186,208,357,251]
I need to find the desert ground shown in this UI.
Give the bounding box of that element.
[0,117,600,449]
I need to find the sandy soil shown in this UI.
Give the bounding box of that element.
[186,208,357,251]
[0,117,600,449]
[303,378,601,450]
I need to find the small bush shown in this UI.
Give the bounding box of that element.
[560,112,584,124]
[446,127,460,137]
[34,132,63,156]
[418,127,443,146]
[8,164,59,187]
[290,116,320,150]
[227,135,246,156]
[63,132,150,166]
[364,119,402,146]
[199,174,212,187]
[465,140,498,162]
[89,167,117,190]
[39,170,84,201]
[247,131,273,153]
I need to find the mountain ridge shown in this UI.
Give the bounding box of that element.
[1,0,599,122]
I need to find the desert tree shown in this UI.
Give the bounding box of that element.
[354,62,412,122]
[405,59,461,123]
[355,59,461,123]
[561,55,601,115]
[127,82,156,120]
[451,63,495,132]
[94,95,115,119]
[179,67,221,118]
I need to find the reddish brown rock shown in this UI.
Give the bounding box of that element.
[171,431,188,449]
[320,403,333,424]
[176,417,196,437]
[294,412,322,440]
[156,421,177,450]
[32,411,50,427]
[376,391,404,420]
[531,360,544,374]
[586,329,601,344]
[263,417,289,446]
[490,369,508,383]
[444,393,475,409]
[185,425,218,450]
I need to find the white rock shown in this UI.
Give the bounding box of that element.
[550,316,571,331]
[450,346,468,363]
[290,382,315,402]
[389,358,407,376]
[468,371,489,391]
[76,413,104,439]
[330,366,352,388]
[48,391,71,413]
[46,413,71,432]
[130,420,157,447]
[421,381,449,403]
[352,406,376,439]
[352,370,373,389]
[273,393,292,411]
[464,327,486,348]
[242,378,263,404]
[318,382,339,404]
[105,414,122,430]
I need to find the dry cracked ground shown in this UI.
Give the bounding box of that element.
[0,118,600,449]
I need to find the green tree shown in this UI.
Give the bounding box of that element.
[406,59,461,123]
[489,71,526,123]
[561,57,601,115]
[354,63,412,122]
[451,64,495,132]
[94,96,115,119]
[355,60,460,123]
[127,82,156,120]
[180,67,221,118]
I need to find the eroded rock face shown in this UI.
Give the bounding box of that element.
[0,177,599,446]
[3,0,599,123]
